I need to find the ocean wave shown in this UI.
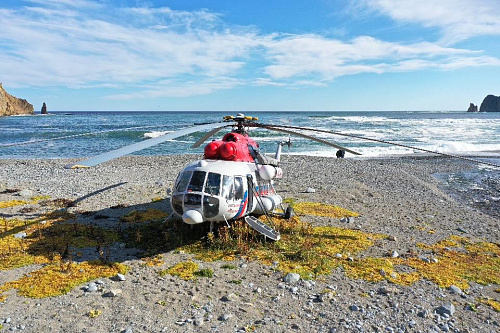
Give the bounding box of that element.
[143,130,173,138]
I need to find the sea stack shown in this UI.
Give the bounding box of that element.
[467,103,478,112]
[41,102,48,114]
[0,83,34,116]
[479,95,500,112]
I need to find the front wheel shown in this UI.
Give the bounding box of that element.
[284,206,294,219]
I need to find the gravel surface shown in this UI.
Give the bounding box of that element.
[0,155,499,333]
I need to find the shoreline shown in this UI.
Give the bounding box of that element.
[1,155,499,332]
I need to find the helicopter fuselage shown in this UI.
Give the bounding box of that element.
[170,126,284,225]
[171,159,283,224]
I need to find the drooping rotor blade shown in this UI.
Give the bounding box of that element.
[0,124,174,148]
[259,124,500,169]
[65,122,224,169]
[191,125,228,148]
[256,124,362,156]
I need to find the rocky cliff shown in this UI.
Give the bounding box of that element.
[479,95,500,112]
[0,83,34,116]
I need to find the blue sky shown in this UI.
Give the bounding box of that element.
[1,0,499,111]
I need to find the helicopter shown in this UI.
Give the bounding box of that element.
[64,113,364,240]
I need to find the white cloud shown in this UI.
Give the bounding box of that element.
[359,0,500,43]
[262,34,488,80]
[0,0,499,97]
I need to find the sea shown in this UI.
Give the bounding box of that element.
[1,111,499,216]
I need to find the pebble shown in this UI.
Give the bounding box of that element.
[86,283,98,292]
[13,233,27,239]
[436,303,455,316]
[305,187,316,193]
[193,317,204,326]
[103,289,122,297]
[116,273,126,281]
[449,285,463,295]
[122,328,133,333]
[284,273,300,284]
[221,293,237,302]
[349,305,360,311]
[290,286,299,293]
[220,313,232,321]
[419,256,431,263]
[19,189,34,197]
[391,251,399,258]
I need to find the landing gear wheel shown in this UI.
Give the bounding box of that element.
[284,206,294,219]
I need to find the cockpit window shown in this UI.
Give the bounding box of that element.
[188,171,206,192]
[204,173,221,196]
[176,171,192,192]
[221,175,234,200]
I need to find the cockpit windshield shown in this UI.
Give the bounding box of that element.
[176,171,192,192]
[204,172,221,195]
[188,171,206,192]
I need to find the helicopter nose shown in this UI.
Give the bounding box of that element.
[182,209,204,224]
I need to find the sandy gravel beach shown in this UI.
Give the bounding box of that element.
[0,155,499,333]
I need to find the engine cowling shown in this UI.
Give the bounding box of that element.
[204,141,222,159]
[219,142,238,160]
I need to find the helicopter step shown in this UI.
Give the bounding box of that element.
[244,216,281,241]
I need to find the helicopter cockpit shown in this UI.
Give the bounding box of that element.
[171,160,254,224]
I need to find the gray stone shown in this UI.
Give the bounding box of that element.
[220,313,232,321]
[220,293,237,302]
[122,328,133,333]
[103,289,122,297]
[86,283,98,292]
[19,189,33,197]
[305,187,316,193]
[193,317,204,326]
[349,305,360,311]
[116,273,126,281]
[14,232,27,239]
[436,303,455,316]
[284,273,300,284]
[290,286,299,293]
[449,285,463,295]
[419,256,431,263]
[391,251,399,258]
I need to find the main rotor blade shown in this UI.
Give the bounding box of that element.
[191,125,228,148]
[257,124,362,156]
[259,123,500,168]
[65,122,224,169]
[0,124,174,148]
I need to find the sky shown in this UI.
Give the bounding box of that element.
[1,0,499,111]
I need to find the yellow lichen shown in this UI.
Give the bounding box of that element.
[0,196,50,209]
[292,201,359,218]
[479,298,500,312]
[141,254,164,267]
[88,309,102,318]
[160,261,199,280]
[120,209,168,223]
[1,261,127,298]
[182,215,385,279]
